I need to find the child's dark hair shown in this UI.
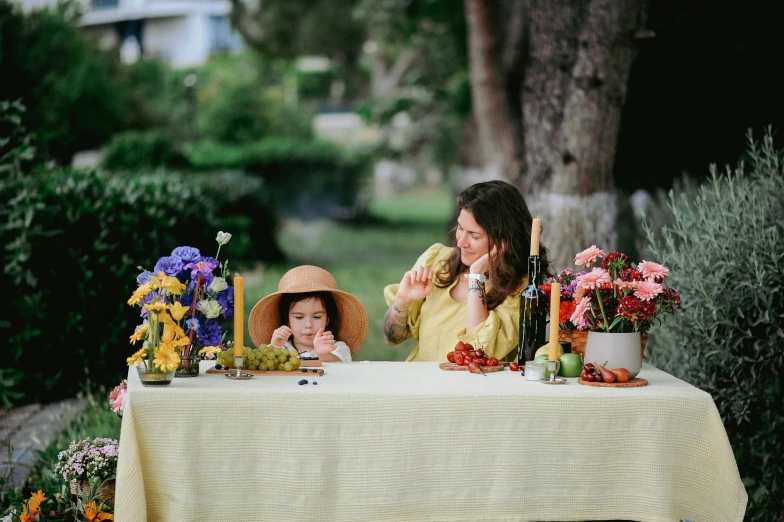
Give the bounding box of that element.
[277,291,341,343]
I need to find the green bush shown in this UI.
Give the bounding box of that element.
[196,81,313,144]
[100,130,189,171]
[0,0,133,163]
[645,131,784,521]
[190,138,372,218]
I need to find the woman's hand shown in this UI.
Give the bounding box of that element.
[270,326,292,347]
[470,245,498,275]
[313,328,336,355]
[396,265,434,307]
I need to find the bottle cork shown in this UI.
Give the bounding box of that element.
[530,218,541,256]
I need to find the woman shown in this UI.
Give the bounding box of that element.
[383,180,551,361]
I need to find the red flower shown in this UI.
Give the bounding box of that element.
[602,251,630,271]
[540,284,552,296]
[559,300,577,325]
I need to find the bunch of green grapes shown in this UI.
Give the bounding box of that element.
[215,345,301,372]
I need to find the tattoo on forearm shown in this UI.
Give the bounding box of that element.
[384,308,410,344]
[468,280,487,305]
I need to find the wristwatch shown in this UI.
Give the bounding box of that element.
[464,273,487,283]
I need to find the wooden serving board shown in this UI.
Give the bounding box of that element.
[439,362,505,373]
[207,366,324,377]
[300,359,322,367]
[577,377,648,388]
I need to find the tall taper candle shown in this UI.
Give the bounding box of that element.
[548,282,560,361]
[234,273,244,356]
[530,218,541,256]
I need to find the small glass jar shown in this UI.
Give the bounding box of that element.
[525,360,546,381]
[137,366,175,386]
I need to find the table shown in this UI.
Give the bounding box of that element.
[115,362,747,521]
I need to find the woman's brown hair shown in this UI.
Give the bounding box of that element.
[435,180,552,309]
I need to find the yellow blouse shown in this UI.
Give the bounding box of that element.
[384,243,526,362]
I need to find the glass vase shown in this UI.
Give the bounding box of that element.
[137,366,175,386]
[175,345,201,377]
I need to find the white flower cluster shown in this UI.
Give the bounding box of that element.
[53,437,119,483]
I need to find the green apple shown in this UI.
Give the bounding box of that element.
[536,355,560,377]
[558,353,584,377]
[534,343,564,361]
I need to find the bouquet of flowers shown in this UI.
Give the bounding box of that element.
[565,245,681,334]
[541,268,580,329]
[54,438,119,489]
[126,232,234,374]
[108,380,127,417]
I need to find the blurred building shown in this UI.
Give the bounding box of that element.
[13,0,242,68]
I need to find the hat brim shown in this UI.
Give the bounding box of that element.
[248,288,368,355]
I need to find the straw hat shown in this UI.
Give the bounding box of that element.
[248,266,369,354]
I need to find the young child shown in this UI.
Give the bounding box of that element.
[248,265,368,361]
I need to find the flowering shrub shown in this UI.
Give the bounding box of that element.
[3,486,113,521]
[565,246,680,334]
[53,439,119,486]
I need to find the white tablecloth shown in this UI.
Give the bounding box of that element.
[115,362,746,521]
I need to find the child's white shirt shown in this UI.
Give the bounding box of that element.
[283,340,352,362]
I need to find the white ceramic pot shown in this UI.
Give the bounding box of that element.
[584,331,642,379]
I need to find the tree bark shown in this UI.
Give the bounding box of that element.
[465,0,525,181]
[465,0,642,269]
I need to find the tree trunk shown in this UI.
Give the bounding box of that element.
[465,0,525,181]
[466,0,642,270]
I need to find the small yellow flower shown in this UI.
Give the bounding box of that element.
[129,323,149,344]
[143,301,168,313]
[159,311,186,338]
[126,347,147,366]
[153,345,180,372]
[198,346,222,355]
[127,283,154,306]
[159,275,186,295]
[169,301,190,321]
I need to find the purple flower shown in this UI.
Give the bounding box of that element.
[184,260,218,284]
[197,318,222,347]
[179,293,194,309]
[171,246,202,264]
[154,256,183,277]
[136,271,155,285]
[217,287,234,318]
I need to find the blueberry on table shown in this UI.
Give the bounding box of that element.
[313,381,318,385]
[311,369,318,373]
[301,368,307,372]
[298,379,308,385]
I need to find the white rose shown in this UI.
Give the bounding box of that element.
[215,231,232,246]
[209,277,228,293]
[196,300,224,319]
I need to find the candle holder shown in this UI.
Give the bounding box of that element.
[541,360,567,385]
[226,354,252,380]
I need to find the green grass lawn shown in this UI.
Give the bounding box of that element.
[241,186,453,361]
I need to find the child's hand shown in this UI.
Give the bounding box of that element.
[270,326,292,347]
[313,327,336,356]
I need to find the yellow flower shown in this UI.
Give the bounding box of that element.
[84,500,115,521]
[126,347,147,366]
[159,275,186,295]
[129,323,149,344]
[172,337,191,349]
[127,283,154,306]
[153,345,180,372]
[161,323,175,344]
[30,490,45,506]
[143,301,168,313]
[159,311,186,338]
[169,301,190,321]
[198,346,222,355]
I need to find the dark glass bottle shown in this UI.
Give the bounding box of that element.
[518,220,547,365]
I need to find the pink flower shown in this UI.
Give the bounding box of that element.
[637,260,669,281]
[111,388,126,414]
[574,245,605,267]
[613,279,636,291]
[576,268,611,290]
[634,280,663,301]
[570,297,593,329]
